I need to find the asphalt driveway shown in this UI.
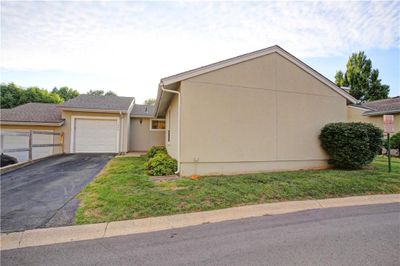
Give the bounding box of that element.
[1,154,114,233]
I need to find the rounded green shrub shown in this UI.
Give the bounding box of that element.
[145,152,177,176]
[320,122,383,169]
[146,146,167,159]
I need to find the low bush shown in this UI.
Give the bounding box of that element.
[383,131,400,149]
[145,152,177,176]
[320,122,383,169]
[146,146,167,159]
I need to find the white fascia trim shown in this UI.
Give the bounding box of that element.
[0,121,64,127]
[363,110,400,116]
[58,107,127,113]
[127,98,136,115]
[70,115,121,153]
[160,45,357,104]
[347,105,372,111]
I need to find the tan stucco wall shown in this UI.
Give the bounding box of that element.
[165,95,179,159]
[62,111,130,153]
[347,106,400,133]
[129,118,165,151]
[171,52,347,176]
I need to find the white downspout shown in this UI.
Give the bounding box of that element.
[161,84,181,175]
[119,111,124,154]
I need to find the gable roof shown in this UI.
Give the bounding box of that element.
[156,45,356,111]
[0,103,63,125]
[351,96,400,116]
[59,95,135,113]
[130,104,155,117]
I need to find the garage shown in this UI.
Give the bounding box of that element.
[72,117,120,153]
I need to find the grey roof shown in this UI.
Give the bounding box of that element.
[353,96,400,116]
[130,104,155,117]
[0,103,62,123]
[59,95,134,112]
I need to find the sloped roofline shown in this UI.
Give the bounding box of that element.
[158,45,357,104]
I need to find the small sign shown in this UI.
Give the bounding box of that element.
[383,115,395,134]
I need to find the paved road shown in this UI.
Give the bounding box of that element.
[2,203,399,266]
[1,154,114,233]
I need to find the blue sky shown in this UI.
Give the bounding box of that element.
[1,1,399,103]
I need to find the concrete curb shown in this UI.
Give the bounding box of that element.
[1,194,399,251]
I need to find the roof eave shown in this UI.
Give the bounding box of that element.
[57,107,128,113]
[363,110,400,116]
[0,120,65,126]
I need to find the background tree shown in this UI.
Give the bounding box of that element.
[144,98,156,105]
[87,89,117,96]
[104,90,117,96]
[52,86,79,101]
[1,83,62,108]
[335,51,389,102]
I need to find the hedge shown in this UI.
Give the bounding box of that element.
[320,122,383,169]
[145,152,177,176]
[146,146,167,159]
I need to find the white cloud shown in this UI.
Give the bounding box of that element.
[1,1,399,102]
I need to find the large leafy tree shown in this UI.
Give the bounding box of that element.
[335,52,389,101]
[87,89,117,96]
[1,83,62,108]
[52,86,79,101]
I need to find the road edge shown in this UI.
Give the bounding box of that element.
[1,194,399,251]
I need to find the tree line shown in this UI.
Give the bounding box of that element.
[0,83,117,109]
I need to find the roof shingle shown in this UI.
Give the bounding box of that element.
[130,104,155,117]
[0,103,62,123]
[355,96,400,116]
[59,95,134,112]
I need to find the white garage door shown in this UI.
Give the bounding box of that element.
[73,118,119,153]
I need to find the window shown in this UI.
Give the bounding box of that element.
[150,119,165,131]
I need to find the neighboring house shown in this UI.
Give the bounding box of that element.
[0,103,64,161]
[58,95,134,153]
[0,96,164,162]
[347,97,400,133]
[153,45,357,176]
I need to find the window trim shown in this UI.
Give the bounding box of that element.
[149,119,166,131]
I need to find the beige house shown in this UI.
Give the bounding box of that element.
[4,45,397,176]
[347,97,400,133]
[153,45,357,176]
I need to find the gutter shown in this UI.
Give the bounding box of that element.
[0,120,65,127]
[160,82,181,175]
[57,107,128,114]
[363,110,400,116]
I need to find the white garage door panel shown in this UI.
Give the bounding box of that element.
[74,118,118,153]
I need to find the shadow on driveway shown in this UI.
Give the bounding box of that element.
[1,154,114,233]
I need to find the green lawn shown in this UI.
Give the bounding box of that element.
[75,156,400,224]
